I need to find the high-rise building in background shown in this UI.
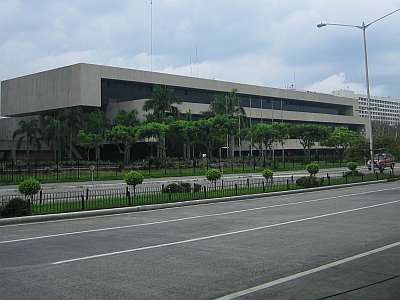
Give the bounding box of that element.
[333,90,400,126]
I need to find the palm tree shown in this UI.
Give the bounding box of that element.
[40,114,64,161]
[210,89,247,158]
[60,107,84,160]
[13,119,42,160]
[144,85,182,122]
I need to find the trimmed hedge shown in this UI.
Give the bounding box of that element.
[262,169,273,182]
[18,178,41,198]
[124,171,144,187]
[296,176,322,188]
[306,163,320,176]
[206,169,222,182]
[0,198,31,218]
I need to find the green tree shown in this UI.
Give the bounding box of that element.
[170,120,196,160]
[40,113,64,161]
[251,124,278,159]
[107,125,137,164]
[113,109,139,127]
[77,130,104,161]
[208,115,237,157]
[13,119,42,160]
[272,123,290,164]
[144,85,182,122]
[345,136,370,163]
[322,127,360,160]
[375,135,400,159]
[136,122,169,158]
[290,124,330,162]
[60,107,84,160]
[86,110,109,135]
[78,110,109,161]
[210,89,247,157]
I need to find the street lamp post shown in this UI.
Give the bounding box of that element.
[317,8,400,173]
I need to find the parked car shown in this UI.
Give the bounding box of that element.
[368,153,395,172]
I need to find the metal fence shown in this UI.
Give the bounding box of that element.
[0,156,346,185]
[0,171,395,217]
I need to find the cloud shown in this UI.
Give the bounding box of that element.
[305,72,385,96]
[0,0,399,100]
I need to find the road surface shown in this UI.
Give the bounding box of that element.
[0,181,399,299]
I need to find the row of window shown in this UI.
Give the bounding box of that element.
[101,79,353,116]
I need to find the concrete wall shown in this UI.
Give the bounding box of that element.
[1,64,99,116]
[2,63,361,117]
[0,63,369,155]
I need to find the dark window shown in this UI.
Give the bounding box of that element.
[101,79,352,116]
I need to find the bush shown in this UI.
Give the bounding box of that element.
[262,169,273,182]
[179,182,192,193]
[162,183,181,193]
[296,176,322,188]
[124,171,144,187]
[347,162,358,172]
[193,183,202,193]
[0,198,31,218]
[18,178,41,198]
[306,163,320,176]
[206,169,222,182]
[162,182,192,193]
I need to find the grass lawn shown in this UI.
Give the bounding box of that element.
[30,173,390,215]
[1,161,348,185]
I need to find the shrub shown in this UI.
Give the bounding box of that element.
[0,198,31,218]
[193,183,202,193]
[262,169,273,182]
[296,176,321,188]
[347,162,358,172]
[306,163,320,177]
[162,183,181,193]
[124,171,144,187]
[206,169,222,182]
[162,182,193,193]
[18,178,41,199]
[179,182,192,193]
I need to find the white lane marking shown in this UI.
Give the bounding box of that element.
[51,199,400,265]
[1,183,398,229]
[215,241,400,300]
[1,187,398,244]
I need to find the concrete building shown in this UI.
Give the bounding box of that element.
[333,89,400,126]
[1,63,368,159]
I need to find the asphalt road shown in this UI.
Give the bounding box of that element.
[0,182,399,299]
[0,166,382,196]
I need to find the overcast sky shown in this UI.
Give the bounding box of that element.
[1,0,399,98]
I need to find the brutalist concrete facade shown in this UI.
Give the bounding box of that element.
[0,63,369,157]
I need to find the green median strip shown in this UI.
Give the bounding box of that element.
[29,174,386,216]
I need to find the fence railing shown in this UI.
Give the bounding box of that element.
[0,157,350,185]
[1,171,396,217]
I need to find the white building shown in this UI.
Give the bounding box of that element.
[333,90,400,126]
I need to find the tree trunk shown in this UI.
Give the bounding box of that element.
[25,134,29,160]
[230,135,235,158]
[69,132,73,160]
[95,146,101,161]
[124,144,131,165]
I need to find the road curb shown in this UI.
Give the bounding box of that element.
[0,180,388,226]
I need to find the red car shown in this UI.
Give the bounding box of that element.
[368,153,395,172]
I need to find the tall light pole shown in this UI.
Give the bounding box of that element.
[317,8,400,173]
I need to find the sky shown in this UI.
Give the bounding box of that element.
[0,0,399,99]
